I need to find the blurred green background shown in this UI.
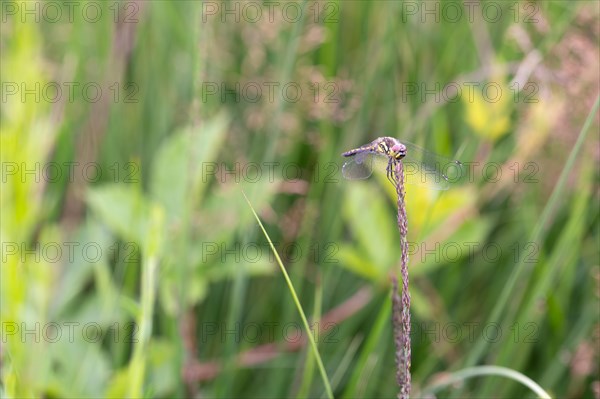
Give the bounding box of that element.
[1,1,599,398]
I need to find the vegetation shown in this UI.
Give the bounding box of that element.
[2,1,599,398]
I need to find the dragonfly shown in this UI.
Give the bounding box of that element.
[341,137,463,190]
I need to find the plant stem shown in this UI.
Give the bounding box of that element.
[392,161,411,399]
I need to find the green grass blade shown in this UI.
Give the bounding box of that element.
[241,190,334,399]
[422,365,552,399]
[296,279,323,398]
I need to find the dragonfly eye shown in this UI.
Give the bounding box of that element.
[391,144,406,158]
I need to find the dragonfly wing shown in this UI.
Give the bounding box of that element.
[401,159,450,190]
[401,142,465,190]
[342,152,374,180]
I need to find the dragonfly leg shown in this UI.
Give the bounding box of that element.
[386,159,397,186]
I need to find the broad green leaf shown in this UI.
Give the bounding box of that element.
[147,339,178,397]
[463,78,512,141]
[150,112,229,225]
[86,184,153,249]
[342,182,400,269]
[336,244,385,281]
[49,340,111,397]
[411,216,494,276]
[51,220,114,315]
[105,368,130,399]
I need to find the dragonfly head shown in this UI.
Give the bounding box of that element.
[390,142,407,160]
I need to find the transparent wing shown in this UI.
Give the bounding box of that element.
[342,151,375,180]
[400,142,464,191]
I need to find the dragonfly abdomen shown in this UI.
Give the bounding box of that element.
[342,145,377,157]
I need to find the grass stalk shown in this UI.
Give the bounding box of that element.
[392,161,411,399]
